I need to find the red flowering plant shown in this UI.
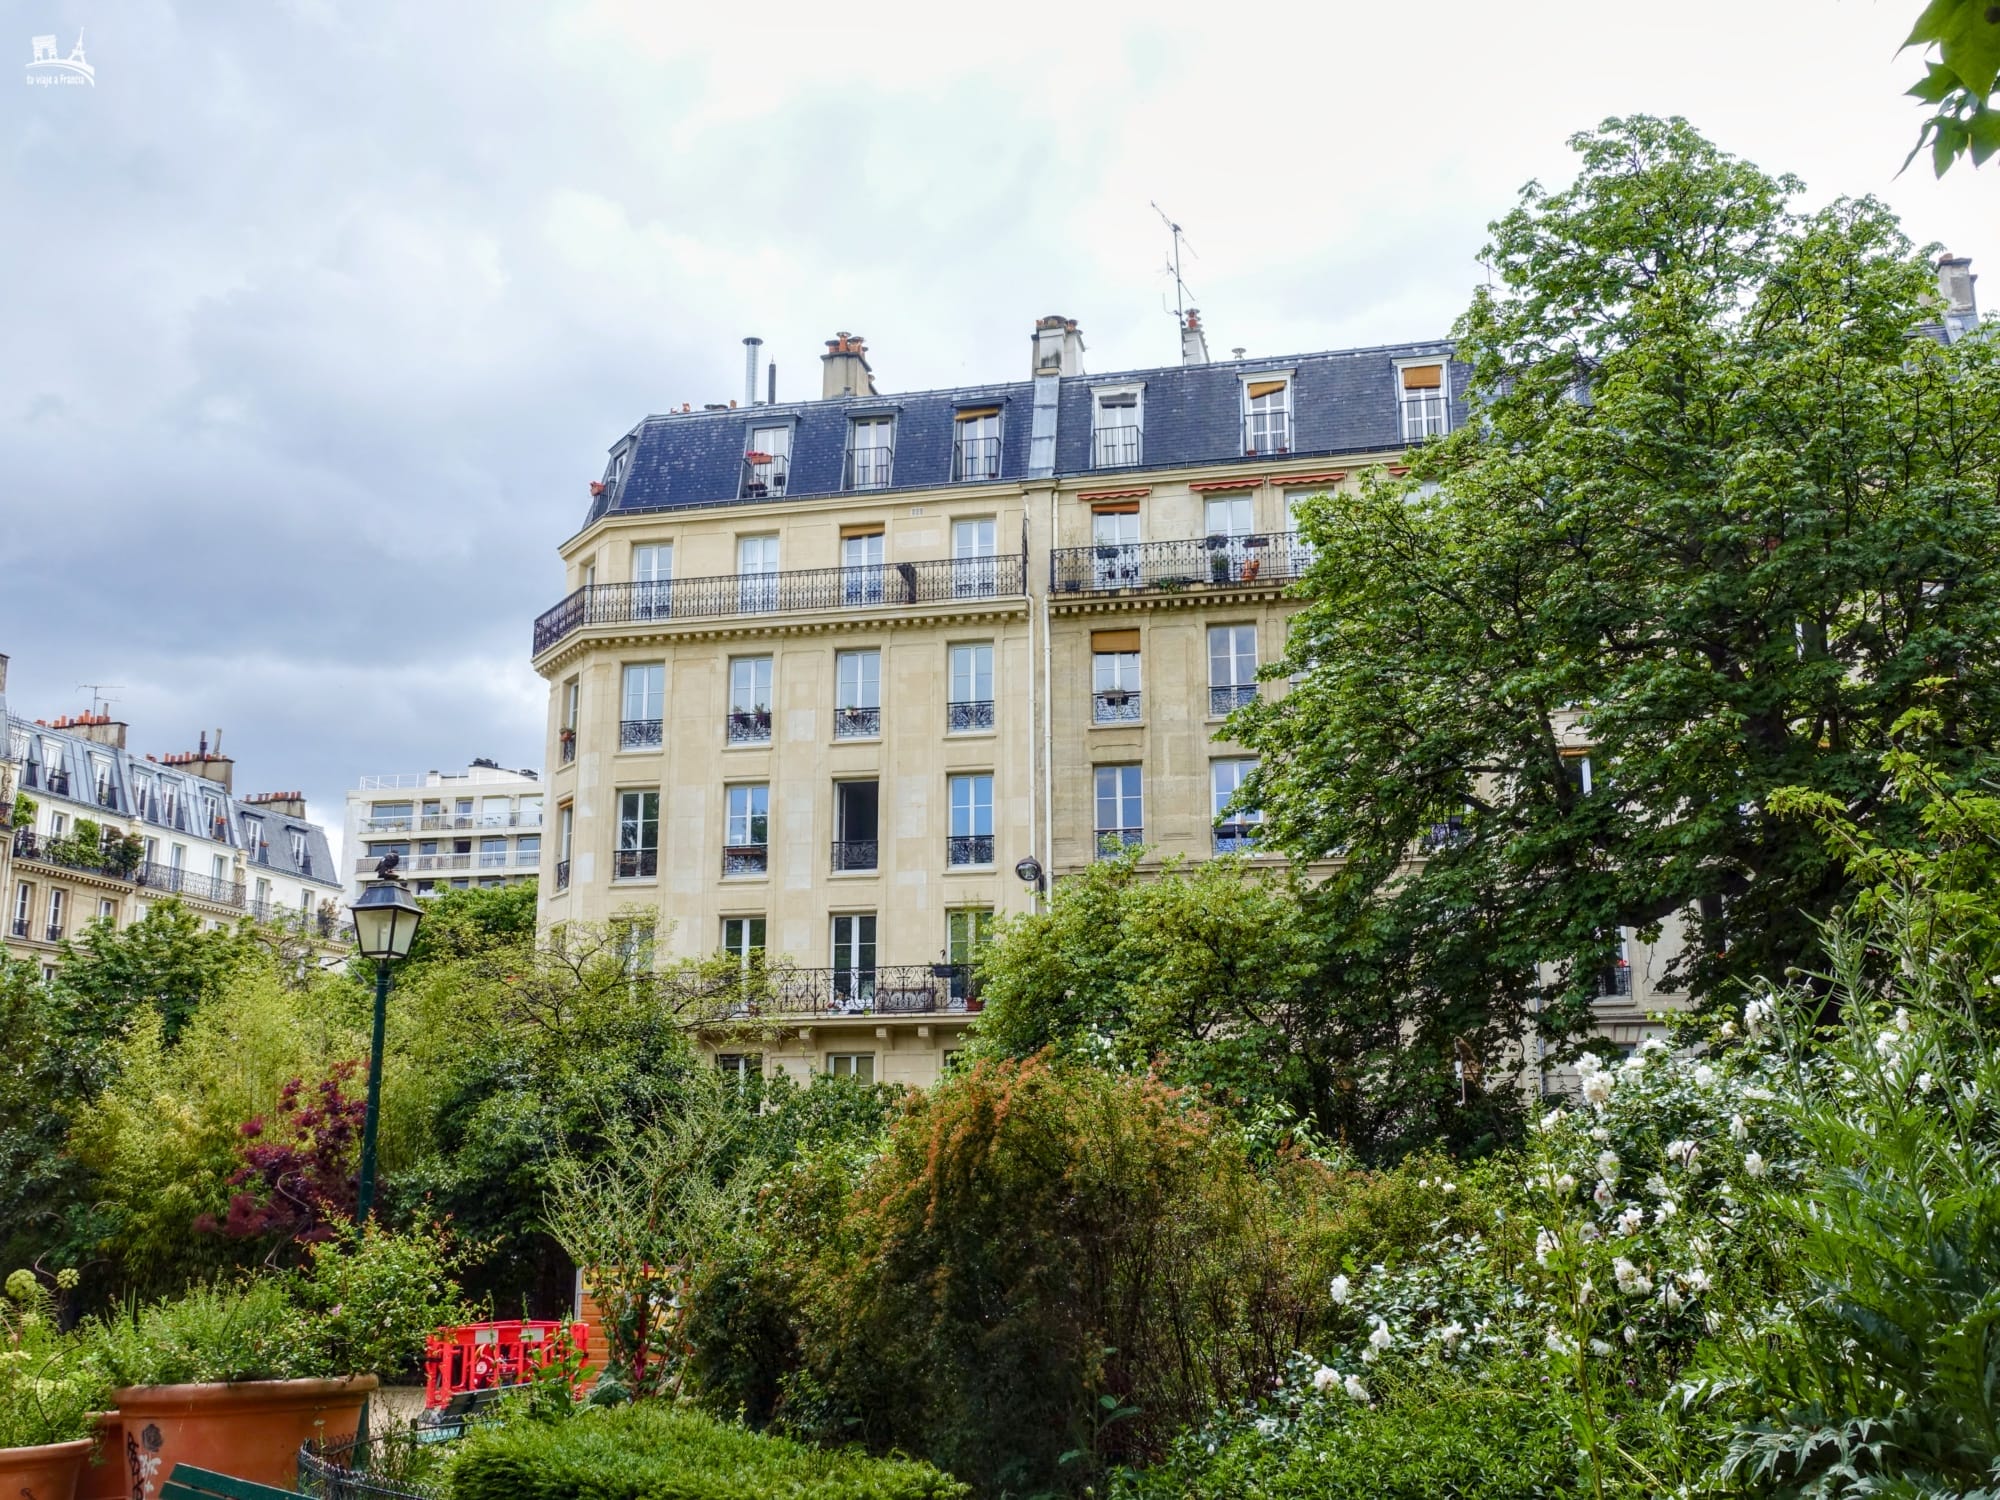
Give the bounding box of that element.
[196,1062,366,1253]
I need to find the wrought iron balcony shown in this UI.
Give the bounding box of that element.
[1400,392,1450,442]
[560,732,577,765]
[1093,690,1141,724]
[1095,828,1143,860]
[95,782,120,810]
[830,839,878,872]
[45,922,63,942]
[727,709,773,745]
[136,861,246,908]
[844,446,895,490]
[533,554,1027,654]
[1209,684,1258,716]
[723,844,768,877]
[947,699,994,732]
[1598,963,1632,998]
[953,434,1001,482]
[834,706,881,739]
[620,718,664,750]
[555,858,571,891]
[1092,425,1142,469]
[1052,533,1309,598]
[1419,818,1469,852]
[1242,414,1291,455]
[9,917,27,939]
[1212,822,1261,854]
[739,451,790,500]
[613,848,659,880]
[663,961,979,1020]
[946,834,994,867]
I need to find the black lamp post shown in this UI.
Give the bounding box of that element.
[348,859,423,1224]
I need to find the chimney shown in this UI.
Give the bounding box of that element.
[1031,315,1085,377]
[74,713,127,751]
[175,728,234,791]
[1938,253,1979,342]
[767,361,776,405]
[1180,308,1210,366]
[820,332,878,399]
[743,336,763,406]
[245,790,308,817]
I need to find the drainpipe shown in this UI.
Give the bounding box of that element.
[1042,486,1056,901]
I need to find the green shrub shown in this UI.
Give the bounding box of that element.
[0,1268,110,1447]
[1118,1359,1578,1500]
[446,1403,967,1500]
[295,1220,477,1380]
[84,1280,327,1385]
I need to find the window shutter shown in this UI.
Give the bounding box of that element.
[838,524,886,538]
[1400,364,1443,390]
[1091,500,1141,515]
[1092,629,1141,653]
[1246,379,1287,400]
[955,406,1001,421]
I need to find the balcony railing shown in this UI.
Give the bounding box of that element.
[1052,533,1309,598]
[830,839,878,873]
[1419,819,1469,852]
[947,699,994,732]
[946,834,994,867]
[1400,392,1450,442]
[727,709,773,745]
[534,555,1028,654]
[1093,690,1141,724]
[620,718,664,750]
[740,451,790,500]
[1213,822,1261,854]
[953,435,1001,482]
[834,706,881,739]
[1209,684,1258,716]
[95,782,120,810]
[1095,828,1144,859]
[555,858,571,891]
[664,961,979,1020]
[12,830,120,879]
[136,861,246,908]
[9,917,27,939]
[723,844,768,877]
[613,848,659,880]
[1093,425,1142,468]
[560,732,577,765]
[844,446,894,490]
[45,923,63,942]
[417,811,543,832]
[1598,963,1632,998]
[1242,414,1291,455]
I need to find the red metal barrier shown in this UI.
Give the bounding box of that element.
[423,1320,590,1409]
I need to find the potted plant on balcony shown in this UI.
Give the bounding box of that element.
[87,1282,376,1494]
[0,1270,111,1500]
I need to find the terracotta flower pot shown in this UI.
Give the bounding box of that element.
[0,1437,94,1500]
[77,1414,125,1500]
[112,1377,376,1495]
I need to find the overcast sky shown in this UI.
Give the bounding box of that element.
[3,0,1993,861]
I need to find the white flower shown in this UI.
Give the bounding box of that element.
[1704,1310,1722,1334]
[1745,996,1775,1036]
[1593,1179,1614,1208]
[1538,1107,1565,1132]
[1691,1235,1714,1260]
[1694,1065,1717,1088]
[1438,1321,1466,1350]
[1576,1276,1596,1306]
[1662,1285,1685,1314]
[1666,1139,1699,1170]
[1579,1221,1602,1242]
[1535,1228,1558,1265]
[1615,1206,1644,1237]
[1876,1030,1901,1057]
[1654,1199,1679,1225]
[1719,1020,1737,1040]
[1620,1054,1647,1077]
[1255,1415,1279,1437]
[1729,1114,1748,1141]
[1545,1328,1578,1357]
[1640,1037,1668,1056]
[1646,1173,1670,1199]
[1596,1150,1621,1183]
[1613,1256,1643,1293]
[1682,1267,1711,1293]
[1343,1374,1369,1402]
[1575,1051,1605,1078]
[1590,1127,1610,1143]
[1556,1172,1577,1196]
[1329,1274,1351,1306]
[1589,1338,1615,1356]
[1916,1072,1936,1095]
[1622,1325,1637,1346]
[1440,1181,1457,1194]
[1581,1072,1614,1109]
[1893,1006,1912,1035]
[1311,1365,1339,1394]
[1368,1319,1393,1353]
[1743,1151,1766,1178]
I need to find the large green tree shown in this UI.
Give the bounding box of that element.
[1239,117,2000,1047]
[60,898,256,1042]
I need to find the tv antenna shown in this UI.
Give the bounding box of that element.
[77,683,124,718]
[1151,202,1198,324]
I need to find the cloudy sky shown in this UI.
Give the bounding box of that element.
[3,0,1992,860]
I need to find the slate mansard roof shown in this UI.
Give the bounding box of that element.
[583,340,1466,527]
[8,716,340,890]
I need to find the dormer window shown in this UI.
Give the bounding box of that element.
[954,407,1001,482]
[1091,387,1143,468]
[1397,360,1449,440]
[600,441,634,502]
[1242,376,1291,455]
[845,417,895,490]
[742,423,792,498]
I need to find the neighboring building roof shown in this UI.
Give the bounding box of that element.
[583,340,1465,526]
[237,807,341,891]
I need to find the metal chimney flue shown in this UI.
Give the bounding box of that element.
[767,361,776,405]
[743,337,764,406]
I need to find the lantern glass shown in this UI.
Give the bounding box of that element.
[349,879,424,959]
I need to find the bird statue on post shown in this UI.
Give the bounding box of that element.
[375,850,401,880]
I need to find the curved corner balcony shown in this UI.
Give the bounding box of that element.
[534,554,1028,656]
[1051,532,1311,599]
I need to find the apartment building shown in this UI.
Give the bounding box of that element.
[4,701,342,975]
[341,760,544,901]
[528,312,1695,1087]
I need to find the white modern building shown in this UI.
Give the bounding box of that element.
[342,759,544,900]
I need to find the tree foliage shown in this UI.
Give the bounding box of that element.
[1240,116,2000,1048]
[60,897,257,1042]
[1903,0,2000,174]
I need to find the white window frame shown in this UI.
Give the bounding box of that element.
[1090,383,1145,468]
[1211,759,1262,826]
[621,662,666,725]
[948,774,993,839]
[726,784,769,848]
[845,417,895,491]
[1393,356,1452,441]
[948,643,993,705]
[745,423,793,497]
[1239,369,1295,455]
[730,655,773,714]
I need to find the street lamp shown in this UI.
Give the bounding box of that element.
[348,860,423,1224]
